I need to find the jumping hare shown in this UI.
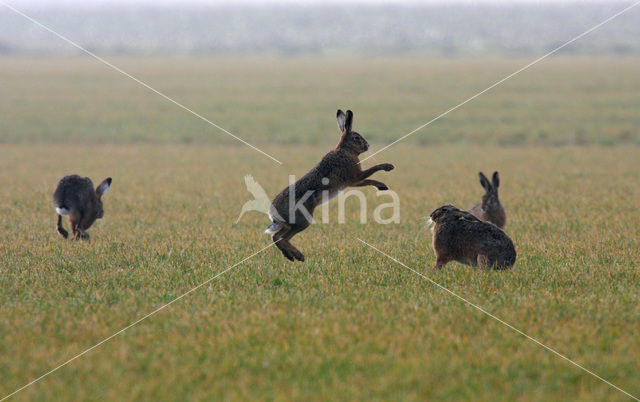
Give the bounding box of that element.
[53,175,112,240]
[468,171,506,229]
[429,205,516,270]
[267,109,394,262]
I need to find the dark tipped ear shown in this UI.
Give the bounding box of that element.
[344,110,353,133]
[96,177,112,197]
[492,171,500,189]
[336,109,346,133]
[478,172,491,191]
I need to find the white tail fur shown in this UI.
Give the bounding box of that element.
[265,222,283,234]
[56,207,70,216]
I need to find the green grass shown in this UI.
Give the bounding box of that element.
[1,57,639,400]
[0,57,639,146]
[1,144,639,401]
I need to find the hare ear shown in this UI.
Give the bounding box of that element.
[96,177,112,197]
[478,172,491,191]
[492,171,500,189]
[344,110,353,133]
[336,109,347,133]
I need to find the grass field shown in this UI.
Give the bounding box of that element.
[1,57,639,401]
[1,57,640,147]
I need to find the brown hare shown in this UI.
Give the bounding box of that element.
[267,109,394,262]
[53,175,112,240]
[468,171,506,229]
[429,205,516,270]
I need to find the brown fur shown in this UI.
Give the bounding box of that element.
[469,171,506,229]
[53,175,112,240]
[268,109,394,262]
[430,205,516,270]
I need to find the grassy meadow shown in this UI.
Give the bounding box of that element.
[1,57,640,146]
[1,57,639,401]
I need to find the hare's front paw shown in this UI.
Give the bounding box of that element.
[77,232,90,241]
[381,163,394,171]
[376,183,389,191]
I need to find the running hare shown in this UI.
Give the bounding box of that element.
[429,205,516,270]
[267,109,394,262]
[468,171,506,229]
[53,175,112,240]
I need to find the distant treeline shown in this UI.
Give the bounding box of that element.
[0,3,639,56]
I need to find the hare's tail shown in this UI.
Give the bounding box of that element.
[265,222,283,234]
[56,206,70,216]
[265,210,285,234]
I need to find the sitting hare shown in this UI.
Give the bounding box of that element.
[267,109,394,262]
[468,171,506,229]
[53,175,112,240]
[429,205,516,270]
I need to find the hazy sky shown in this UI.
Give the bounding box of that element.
[5,0,628,6]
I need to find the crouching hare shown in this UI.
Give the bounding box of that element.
[468,171,506,229]
[429,205,516,270]
[53,175,112,240]
[267,109,394,262]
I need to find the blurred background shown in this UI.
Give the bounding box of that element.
[2,1,640,57]
[1,0,639,147]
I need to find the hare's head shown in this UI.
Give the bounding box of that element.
[430,204,481,225]
[336,109,369,154]
[479,171,500,211]
[429,204,460,224]
[95,177,112,219]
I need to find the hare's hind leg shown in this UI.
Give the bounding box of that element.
[77,212,93,240]
[56,214,69,239]
[70,214,82,240]
[281,222,309,262]
[272,221,309,262]
[272,226,296,262]
[477,253,489,267]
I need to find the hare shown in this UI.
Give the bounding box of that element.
[468,171,506,229]
[429,205,516,270]
[53,175,112,240]
[266,109,394,262]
